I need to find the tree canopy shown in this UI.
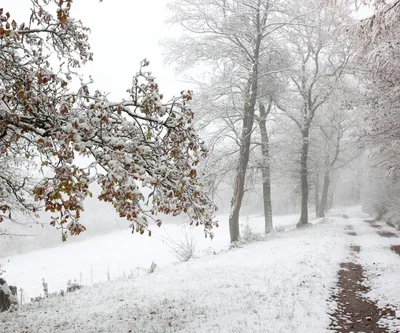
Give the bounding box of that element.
[0,0,216,240]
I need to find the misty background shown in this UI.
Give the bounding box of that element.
[0,0,388,256]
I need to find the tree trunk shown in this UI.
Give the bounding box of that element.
[314,173,320,218]
[292,196,297,214]
[229,81,257,242]
[228,6,262,243]
[298,130,309,227]
[328,183,334,210]
[258,101,273,234]
[318,171,330,218]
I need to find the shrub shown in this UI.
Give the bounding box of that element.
[240,217,263,243]
[160,227,197,262]
[0,278,18,312]
[67,279,82,293]
[148,261,157,274]
[42,278,49,298]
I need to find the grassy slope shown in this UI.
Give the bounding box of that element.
[0,215,350,333]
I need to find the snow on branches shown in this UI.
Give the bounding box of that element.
[359,0,400,45]
[0,0,217,240]
[356,0,400,171]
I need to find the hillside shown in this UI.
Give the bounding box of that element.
[2,207,400,332]
[1,213,300,299]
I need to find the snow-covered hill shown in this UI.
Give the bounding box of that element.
[0,211,352,333]
[0,213,302,300]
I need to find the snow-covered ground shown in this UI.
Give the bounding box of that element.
[326,206,400,332]
[0,211,352,333]
[0,212,301,300]
[352,214,400,332]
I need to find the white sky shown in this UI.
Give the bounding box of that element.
[3,0,375,234]
[5,0,374,101]
[3,0,191,232]
[72,0,187,100]
[6,0,186,101]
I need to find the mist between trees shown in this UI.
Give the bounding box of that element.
[163,0,400,242]
[1,0,400,248]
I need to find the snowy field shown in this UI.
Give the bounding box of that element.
[353,216,400,332]
[0,210,356,333]
[0,212,302,300]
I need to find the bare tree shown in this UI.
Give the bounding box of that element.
[314,97,360,217]
[165,0,292,242]
[274,0,353,226]
[258,100,273,232]
[355,0,400,226]
[0,1,217,239]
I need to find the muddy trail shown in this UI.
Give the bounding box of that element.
[329,221,400,333]
[329,244,395,332]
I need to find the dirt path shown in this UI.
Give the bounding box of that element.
[344,224,357,236]
[329,223,399,332]
[365,219,398,238]
[329,244,395,332]
[377,231,398,238]
[392,245,400,256]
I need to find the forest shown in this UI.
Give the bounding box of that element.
[1,0,400,332]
